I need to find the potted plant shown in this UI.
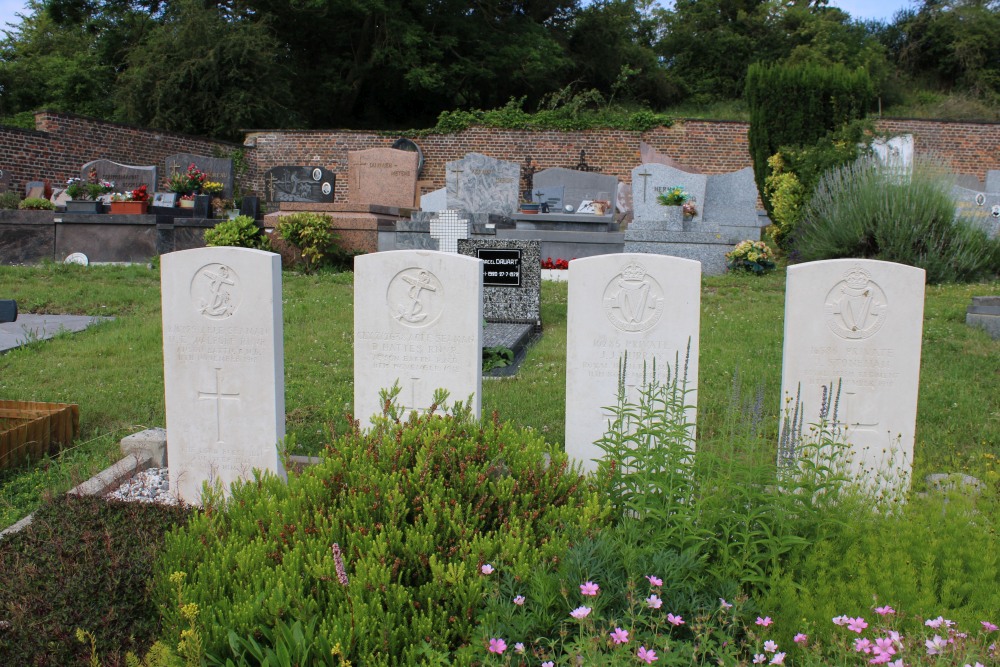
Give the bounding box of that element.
[656,186,697,228]
[168,163,208,207]
[64,169,114,213]
[109,185,150,214]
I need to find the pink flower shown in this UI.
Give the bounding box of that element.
[869,654,893,665]
[763,640,778,653]
[888,661,904,667]
[855,638,873,654]
[753,654,766,664]
[580,581,600,596]
[481,564,494,575]
[793,633,808,645]
[770,652,786,665]
[488,638,506,654]
[646,575,663,587]
[848,617,869,633]
[570,606,591,619]
[331,543,349,586]
[964,663,985,667]
[610,627,629,644]
[983,621,999,632]
[542,663,554,667]
[646,594,662,609]
[667,613,684,626]
[926,634,948,655]
[756,616,773,627]
[873,637,897,658]
[720,598,733,609]
[513,595,525,606]
[875,605,896,616]
[637,646,658,664]
[926,616,953,629]
[514,642,525,654]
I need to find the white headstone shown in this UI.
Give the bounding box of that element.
[778,259,925,494]
[565,254,701,472]
[161,247,286,504]
[421,187,447,212]
[429,210,469,253]
[354,250,483,427]
[870,134,914,175]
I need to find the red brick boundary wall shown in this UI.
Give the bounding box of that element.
[0,111,243,193]
[3,112,999,202]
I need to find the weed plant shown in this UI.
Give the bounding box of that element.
[0,494,190,666]
[794,156,1000,282]
[150,390,607,664]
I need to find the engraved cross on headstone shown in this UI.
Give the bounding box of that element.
[843,390,879,433]
[448,167,464,197]
[636,170,652,202]
[401,376,431,414]
[429,209,469,253]
[198,367,241,443]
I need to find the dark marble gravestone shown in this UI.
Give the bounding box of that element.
[165,153,234,198]
[263,166,335,203]
[81,159,157,192]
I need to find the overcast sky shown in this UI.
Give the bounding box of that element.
[0,0,919,43]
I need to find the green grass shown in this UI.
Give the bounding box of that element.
[1,263,997,528]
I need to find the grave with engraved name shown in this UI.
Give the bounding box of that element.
[81,159,157,193]
[565,254,701,473]
[446,153,520,216]
[354,250,483,427]
[457,238,540,324]
[165,153,234,198]
[778,259,925,494]
[952,184,1000,239]
[263,166,335,203]
[161,247,286,504]
[347,147,419,208]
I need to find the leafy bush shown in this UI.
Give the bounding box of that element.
[746,62,873,217]
[18,196,55,210]
[0,191,20,209]
[203,215,269,250]
[0,494,191,666]
[152,392,608,664]
[794,157,1000,283]
[272,212,340,272]
[726,240,777,275]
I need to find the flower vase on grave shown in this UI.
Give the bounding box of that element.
[178,197,195,209]
[663,205,684,229]
[65,200,103,214]
[109,200,149,215]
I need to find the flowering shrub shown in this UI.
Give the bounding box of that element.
[65,169,115,200]
[726,240,777,275]
[541,257,569,270]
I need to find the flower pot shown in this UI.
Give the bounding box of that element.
[178,199,195,209]
[65,200,103,214]
[663,205,683,229]
[520,203,540,214]
[109,200,149,215]
[226,209,241,220]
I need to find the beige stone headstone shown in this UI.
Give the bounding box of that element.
[354,250,483,427]
[347,148,419,208]
[565,254,701,472]
[161,247,286,504]
[778,259,925,494]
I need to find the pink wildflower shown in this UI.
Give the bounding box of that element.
[983,621,999,632]
[888,661,904,667]
[925,616,951,629]
[873,637,897,658]
[513,595,525,606]
[637,646,658,664]
[481,564,494,575]
[833,615,850,626]
[855,638,873,653]
[793,633,808,645]
[720,598,733,609]
[570,606,591,619]
[610,627,629,644]
[646,594,663,609]
[488,638,506,654]
[753,654,766,664]
[666,613,684,626]
[756,616,773,627]
[763,640,778,653]
[580,581,600,596]
[542,663,553,667]
[869,653,892,665]
[770,652,786,665]
[848,617,869,633]
[926,634,948,655]
[514,642,525,654]
[331,543,349,586]
[875,605,896,616]
[646,575,663,587]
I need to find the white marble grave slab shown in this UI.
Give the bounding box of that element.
[161,247,286,504]
[354,250,483,427]
[779,259,925,494]
[565,254,701,472]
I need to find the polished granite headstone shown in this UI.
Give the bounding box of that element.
[165,153,234,198]
[263,166,335,203]
[458,238,540,324]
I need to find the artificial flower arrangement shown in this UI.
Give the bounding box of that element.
[110,185,150,202]
[201,181,224,196]
[541,257,570,270]
[656,186,698,217]
[168,163,208,196]
[725,239,777,275]
[65,169,115,200]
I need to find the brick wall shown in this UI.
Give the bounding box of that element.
[0,111,243,194]
[4,112,1000,203]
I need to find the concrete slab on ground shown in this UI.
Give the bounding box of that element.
[0,314,113,353]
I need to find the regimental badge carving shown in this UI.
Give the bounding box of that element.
[824,266,888,340]
[603,260,664,332]
[191,263,240,320]
[387,268,444,328]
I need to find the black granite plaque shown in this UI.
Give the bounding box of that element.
[263,166,335,203]
[478,248,522,287]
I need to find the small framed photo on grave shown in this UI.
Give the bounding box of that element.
[576,199,596,214]
[153,192,176,207]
